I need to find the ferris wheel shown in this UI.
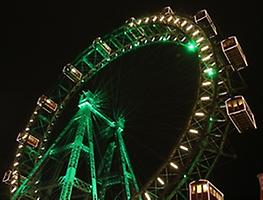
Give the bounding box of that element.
[2,6,256,200]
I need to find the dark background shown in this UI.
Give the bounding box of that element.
[1,0,262,199]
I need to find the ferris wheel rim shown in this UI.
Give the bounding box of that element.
[9,7,232,200]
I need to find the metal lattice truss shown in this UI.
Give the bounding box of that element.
[7,7,235,200]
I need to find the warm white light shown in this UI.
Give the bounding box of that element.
[137,19,142,25]
[186,24,193,31]
[203,184,209,192]
[11,186,17,193]
[144,192,151,200]
[71,68,76,73]
[219,91,227,96]
[167,16,173,22]
[202,81,212,86]
[13,162,19,167]
[159,15,165,22]
[25,127,30,131]
[30,119,34,122]
[211,62,216,66]
[145,17,149,23]
[157,177,165,185]
[201,96,210,101]
[34,111,38,115]
[152,16,157,22]
[12,170,18,175]
[170,162,179,169]
[22,134,27,140]
[196,37,204,43]
[11,179,17,185]
[181,20,187,27]
[216,119,226,122]
[195,112,205,117]
[16,153,21,157]
[180,36,186,42]
[192,30,200,36]
[18,144,23,149]
[202,54,212,62]
[179,145,189,151]
[197,185,202,193]
[13,174,18,180]
[174,18,179,24]
[189,129,198,134]
[201,45,209,52]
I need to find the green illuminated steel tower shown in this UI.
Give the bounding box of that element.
[10,91,140,200]
[58,91,140,200]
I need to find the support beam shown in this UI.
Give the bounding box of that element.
[59,109,91,200]
[86,109,98,200]
[11,117,77,200]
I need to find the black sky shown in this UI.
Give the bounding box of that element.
[1,1,263,200]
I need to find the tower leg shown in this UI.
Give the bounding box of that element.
[59,109,92,200]
[116,126,131,199]
[87,113,98,200]
[115,118,141,200]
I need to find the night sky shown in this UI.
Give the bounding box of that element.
[1,1,262,200]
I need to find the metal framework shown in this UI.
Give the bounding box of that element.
[3,6,253,200]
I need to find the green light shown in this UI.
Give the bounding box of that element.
[134,41,140,47]
[204,67,218,79]
[185,40,198,52]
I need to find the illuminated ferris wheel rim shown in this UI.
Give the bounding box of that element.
[63,8,221,197]
[9,7,234,200]
[68,8,219,149]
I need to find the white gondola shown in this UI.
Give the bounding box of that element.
[63,63,82,82]
[221,36,248,71]
[225,95,257,133]
[194,9,217,37]
[93,37,112,59]
[2,170,26,186]
[17,131,40,148]
[37,95,57,113]
[189,179,224,200]
[2,170,12,184]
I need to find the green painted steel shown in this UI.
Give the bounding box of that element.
[79,91,141,199]
[11,116,77,200]
[86,110,98,200]
[8,7,235,200]
[59,108,93,200]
